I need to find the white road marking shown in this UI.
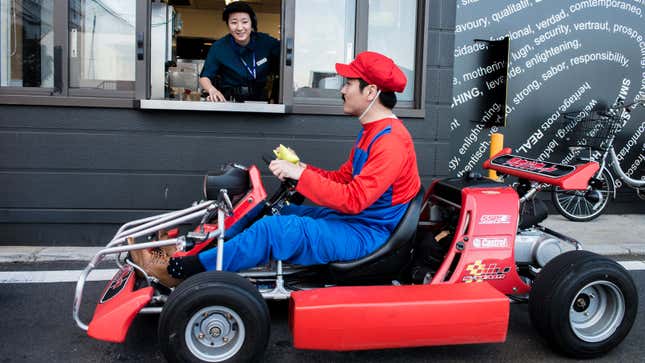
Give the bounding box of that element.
[0,261,643,284]
[0,269,118,283]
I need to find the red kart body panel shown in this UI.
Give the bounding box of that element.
[483,148,599,190]
[88,266,153,343]
[290,283,509,351]
[430,183,530,295]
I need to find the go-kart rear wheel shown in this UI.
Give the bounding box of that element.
[158,271,270,363]
[529,250,637,358]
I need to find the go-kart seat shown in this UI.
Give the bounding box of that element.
[328,187,425,284]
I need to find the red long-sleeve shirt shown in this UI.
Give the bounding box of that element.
[296,118,420,215]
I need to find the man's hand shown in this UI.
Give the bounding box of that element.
[269,159,305,181]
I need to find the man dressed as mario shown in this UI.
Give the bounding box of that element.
[157,51,421,282]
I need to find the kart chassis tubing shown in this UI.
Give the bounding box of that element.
[74,200,215,330]
[73,192,296,331]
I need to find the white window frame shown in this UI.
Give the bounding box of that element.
[0,0,428,116]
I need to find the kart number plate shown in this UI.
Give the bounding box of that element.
[491,154,574,178]
[100,265,134,303]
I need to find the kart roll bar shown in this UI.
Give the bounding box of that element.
[111,200,216,247]
[73,201,219,331]
[109,201,217,269]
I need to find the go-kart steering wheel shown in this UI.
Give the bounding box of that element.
[262,154,305,211]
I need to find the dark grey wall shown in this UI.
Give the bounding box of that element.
[0,1,456,246]
[451,0,645,213]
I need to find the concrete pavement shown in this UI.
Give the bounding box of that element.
[0,246,112,263]
[0,214,643,263]
[541,214,645,256]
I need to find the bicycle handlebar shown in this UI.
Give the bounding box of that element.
[562,96,643,121]
[604,97,644,112]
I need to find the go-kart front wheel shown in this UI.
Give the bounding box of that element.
[158,271,270,363]
[529,250,637,358]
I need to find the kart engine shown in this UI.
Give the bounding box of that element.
[514,229,573,268]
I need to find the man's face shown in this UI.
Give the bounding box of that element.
[228,12,252,45]
[340,79,373,116]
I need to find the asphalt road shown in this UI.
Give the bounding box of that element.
[0,262,644,363]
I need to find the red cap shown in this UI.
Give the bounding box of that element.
[335,51,407,93]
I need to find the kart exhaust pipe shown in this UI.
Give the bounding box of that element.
[290,283,509,351]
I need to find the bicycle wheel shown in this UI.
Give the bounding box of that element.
[551,167,613,222]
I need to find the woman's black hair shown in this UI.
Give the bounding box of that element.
[358,78,397,109]
[222,1,258,32]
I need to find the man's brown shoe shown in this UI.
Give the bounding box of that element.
[156,230,178,259]
[127,237,182,288]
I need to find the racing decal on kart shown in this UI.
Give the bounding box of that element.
[472,237,509,249]
[479,214,512,225]
[491,154,575,178]
[463,260,511,283]
[100,265,134,303]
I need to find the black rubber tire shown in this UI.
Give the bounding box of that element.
[551,167,612,222]
[158,271,270,363]
[529,250,638,358]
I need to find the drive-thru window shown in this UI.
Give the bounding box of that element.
[0,0,428,117]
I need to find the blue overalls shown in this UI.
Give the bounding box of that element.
[198,126,410,272]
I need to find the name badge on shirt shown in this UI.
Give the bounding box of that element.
[256,57,268,66]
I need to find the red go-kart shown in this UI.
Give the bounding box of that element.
[73,148,638,362]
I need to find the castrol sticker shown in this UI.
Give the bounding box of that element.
[472,237,509,249]
[479,214,512,225]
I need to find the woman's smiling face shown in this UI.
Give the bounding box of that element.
[227,12,252,46]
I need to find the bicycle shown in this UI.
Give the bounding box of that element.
[551,96,645,222]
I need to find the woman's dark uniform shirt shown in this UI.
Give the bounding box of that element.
[200,32,279,101]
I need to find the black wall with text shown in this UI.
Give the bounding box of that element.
[452,0,645,213]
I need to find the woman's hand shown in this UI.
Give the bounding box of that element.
[206,87,226,102]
